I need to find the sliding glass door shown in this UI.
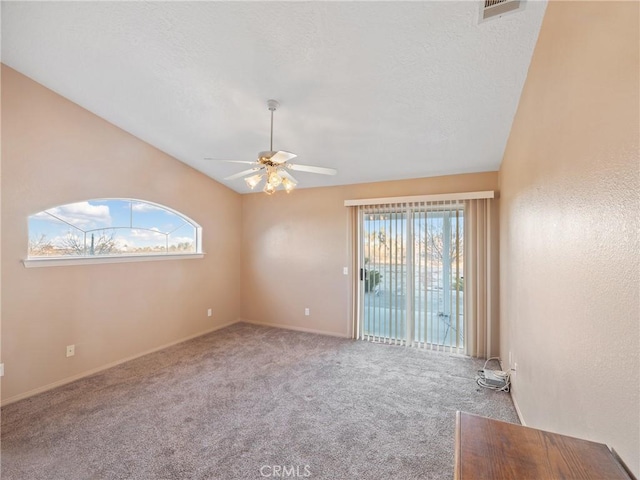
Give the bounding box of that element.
[359,202,464,352]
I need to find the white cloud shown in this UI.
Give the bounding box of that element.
[130,228,163,240]
[131,202,163,213]
[115,228,166,249]
[39,202,111,229]
[114,231,193,251]
[168,236,194,246]
[114,235,132,251]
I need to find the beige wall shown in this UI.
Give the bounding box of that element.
[241,172,498,337]
[499,2,639,476]
[1,66,243,403]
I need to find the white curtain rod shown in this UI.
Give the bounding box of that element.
[344,190,494,207]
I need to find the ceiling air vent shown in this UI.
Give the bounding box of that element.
[479,0,526,23]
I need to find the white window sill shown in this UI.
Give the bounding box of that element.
[22,253,205,268]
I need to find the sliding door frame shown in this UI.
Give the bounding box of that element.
[355,201,468,352]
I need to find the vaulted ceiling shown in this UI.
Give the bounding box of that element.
[2,1,547,193]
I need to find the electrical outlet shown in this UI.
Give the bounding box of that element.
[0,363,4,377]
[343,267,348,275]
[207,308,212,317]
[66,345,75,357]
[304,308,310,316]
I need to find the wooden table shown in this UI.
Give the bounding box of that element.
[454,411,632,479]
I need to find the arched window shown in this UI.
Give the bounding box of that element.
[27,199,202,260]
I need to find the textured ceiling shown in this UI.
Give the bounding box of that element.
[1,1,547,193]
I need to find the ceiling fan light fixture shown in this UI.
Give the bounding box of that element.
[207,99,336,195]
[282,177,296,193]
[267,169,282,187]
[263,182,276,195]
[244,174,263,190]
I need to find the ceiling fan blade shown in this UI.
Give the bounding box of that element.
[280,170,298,184]
[224,167,262,181]
[270,151,297,164]
[204,159,257,165]
[287,163,337,176]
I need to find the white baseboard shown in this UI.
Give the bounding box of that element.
[239,318,351,339]
[1,320,239,407]
[510,390,526,426]
[498,358,526,426]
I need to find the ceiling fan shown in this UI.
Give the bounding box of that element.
[206,100,337,194]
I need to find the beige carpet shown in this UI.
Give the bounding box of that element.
[1,322,519,479]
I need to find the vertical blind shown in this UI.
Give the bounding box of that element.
[347,192,496,358]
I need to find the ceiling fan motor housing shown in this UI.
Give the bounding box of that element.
[258,151,279,165]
